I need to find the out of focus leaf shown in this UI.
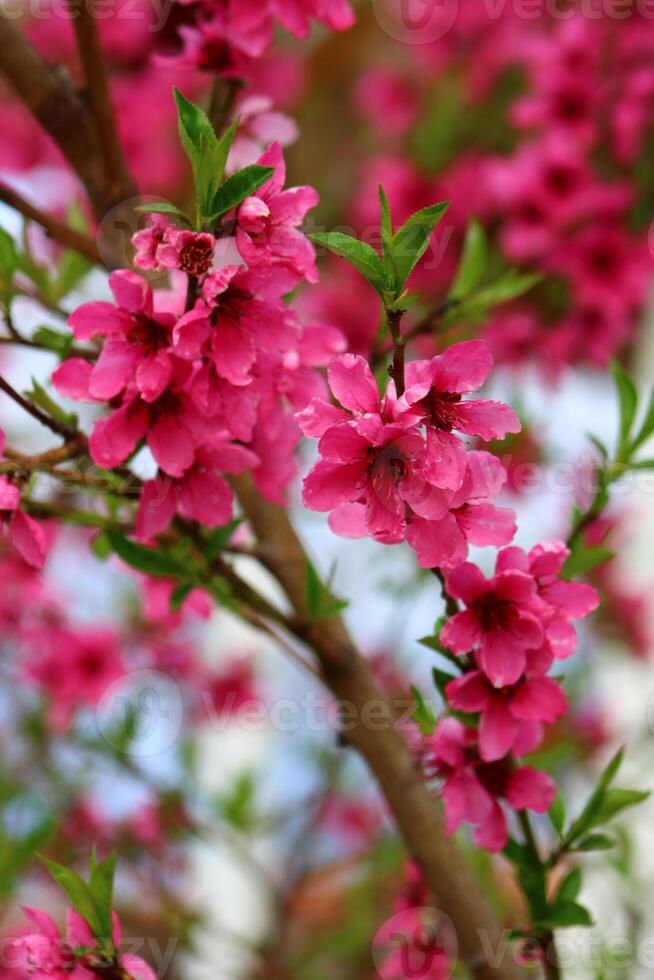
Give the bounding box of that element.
[449,217,487,299]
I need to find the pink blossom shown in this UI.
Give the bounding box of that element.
[441,559,544,687]
[173,264,298,386]
[424,717,556,851]
[395,341,520,492]
[136,432,257,539]
[0,429,46,568]
[8,907,156,980]
[235,142,319,284]
[495,542,599,660]
[227,94,299,172]
[65,270,176,404]
[133,220,215,277]
[22,626,125,730]
[445,669,567,762]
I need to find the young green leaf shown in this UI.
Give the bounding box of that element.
[134,202,192,224]
[572,833,615,852]
[0,226,18,285]
[562,545,613,579]
[309,232,388,297]
[555,868,582,904]
[611,361,638,458]
[32,326,75,358]
[390,202,450,295]
[88,850,117,941]
[629,386,654,455]
[39,857,104,937]
[564,747,625,845]
[549,794,566,837]
[411,685,436,736]
[104,529,185,579]
[453,268,542,321]
[538,901,593,929]
[448,217,487,299]
[378,185,396,286]
[170,582,194,613]
[203,518,243,563]
[208,165,274,220]
[592,788,651,826]
[305,558,349,621]
[25,378,77,428]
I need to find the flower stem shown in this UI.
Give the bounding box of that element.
[518,811,563,980]
[386,307,406,396]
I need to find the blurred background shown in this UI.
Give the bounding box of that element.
[1,1,654,978]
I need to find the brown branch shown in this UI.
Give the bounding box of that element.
[387,307,406,396]
[0,182,101,264]
[66,0,134,203]
[0,14,133,267]
[232,475,524,980]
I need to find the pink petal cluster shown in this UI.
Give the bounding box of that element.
[0,428,46,568]
[299,341,519,568]
[167,0,354,76]
[423,717,556,852]
[7,907,156,980]
[55,142,332,530]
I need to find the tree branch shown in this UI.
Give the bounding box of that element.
[232,474,524,980]
[66,0,134,203]
[0,181,101,264]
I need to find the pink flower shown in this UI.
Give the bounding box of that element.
[65,270,176,404]
[173,264,298,386]
[227,94,299,172]
[445,669,567,762]
[136,432,257,539]
[87,364,213,477]
[495,542,599,660]
[22,626,125,730]
[8,907,156,980]
[441,558,544,687]
[300,354,456,546]
[424,717,556,851]
[235,142,319,284]
[395,340,520,492]
[0,429,46,568]
[135,222,215,277]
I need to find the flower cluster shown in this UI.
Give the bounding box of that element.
[54,143,338,529]
[299,340,519,568]
[425,542,598,849]
[7,908,155,980]
[166,0,355,77]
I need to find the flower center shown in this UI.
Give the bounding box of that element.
[180,239,214,277]
[425,390,462,432]
[472,594,512,632]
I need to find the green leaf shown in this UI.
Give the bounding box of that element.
[39,857,104,937]
[572,834,616,852]
[549,794,566,837]
[378,185,396,285]
[431,665,458,700]
[390,202,450,295]
[32,326,74,358]
[203,518,243,563]
[0,226,18,285]
[173,89,237,220]
[134,202,192,224]
[170,582,194,613]
[88,850,117,941]
[593,788,650,825]
[562,545,613,579]
[630,387,654,454]
[309,232,387,297]
[25,377,77,428]
[448,218,487,299]
[218,772,256,832]
[565,747,625,845]
[612,361,638,458]
[52,249,92,301]
[305,558,349,622]
[104,529,184,579]
[208,165,274,220]
[454,268,542,320]
[91,532,112,561]
[555,868,582,904]
[587,433,609,462]
[538,901,593,929]
[411,685,436,736]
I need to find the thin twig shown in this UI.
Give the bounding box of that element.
[386,307,406,396]
[0,374,80,439]
[0,182,101,264]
